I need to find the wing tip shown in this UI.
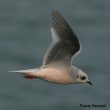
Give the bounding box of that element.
[51,9,58,14]
[51,9,61,17]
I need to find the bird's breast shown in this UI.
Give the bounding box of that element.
[39,68,74,84]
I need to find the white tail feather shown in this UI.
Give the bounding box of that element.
[9,68,40,77]
[9,69,34,73]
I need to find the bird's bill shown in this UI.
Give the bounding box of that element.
[87,81,93,85]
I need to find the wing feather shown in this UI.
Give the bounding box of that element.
[43,10,80,67]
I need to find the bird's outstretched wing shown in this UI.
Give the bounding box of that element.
[43,10,80,67]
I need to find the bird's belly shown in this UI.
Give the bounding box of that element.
[39,68,73,84]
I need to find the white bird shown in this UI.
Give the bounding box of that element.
[10,10,92,85]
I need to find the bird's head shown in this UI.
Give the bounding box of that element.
[76,70,93,85]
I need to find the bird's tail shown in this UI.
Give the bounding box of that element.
[9,68,39,79]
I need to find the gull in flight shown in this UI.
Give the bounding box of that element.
[10,10,92,85]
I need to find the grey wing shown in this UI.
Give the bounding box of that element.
[43,10,80,67]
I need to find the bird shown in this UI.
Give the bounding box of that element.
[10,10,92,85]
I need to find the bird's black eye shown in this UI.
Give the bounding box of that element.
[81,76,86,80]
